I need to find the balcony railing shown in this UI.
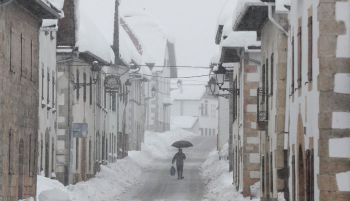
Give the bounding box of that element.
[257,87,268,130]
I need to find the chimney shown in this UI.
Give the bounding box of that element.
[57,0,76,47]
[112,0,120,65]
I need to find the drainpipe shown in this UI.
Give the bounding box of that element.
[268,4,288,36]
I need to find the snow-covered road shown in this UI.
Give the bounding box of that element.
[117,136,216,201]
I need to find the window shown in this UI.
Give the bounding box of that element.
[261,63,266,103]
[47,71,50,104]
[270,53,274,96]
[8,129,13,174]
[41,68,44,100]
[28,134,31,175]
[20,33,23,76]
[291,37,295,94]
[76,69,80,100]
[104,88,107,108]
[292,155,296,201]
[30,40,33,80]
[83,73,87,102]
[266,58,269,97]
[297,20,302,88]
[306,149,314,201]
[112,93,116,111]
[52,74,55,108]
[233,78,238,121]
[76,139,79,170]
[89,140,92,171]
[205,100,208,116]
[201,103,204,116]
[10,28,13,73]
[90,77,93,105]
[51,139,55,172]
[200,128,203,136]
[308,16,313,82]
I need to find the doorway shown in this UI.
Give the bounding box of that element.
[18,139,24,200]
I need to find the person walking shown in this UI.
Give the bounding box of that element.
[172,148,186,180]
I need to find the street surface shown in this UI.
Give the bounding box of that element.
[116,136,216,201]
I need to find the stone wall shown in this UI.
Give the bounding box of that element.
[259,15,288,201]
[0,3,40,200]
[242,58,260,197]
[318,0,350,200]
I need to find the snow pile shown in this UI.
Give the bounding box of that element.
[67,159,143,201]
[171,116,199,129]
[36,129,196,201]
[130,129,198,166]
[201,147,260,201]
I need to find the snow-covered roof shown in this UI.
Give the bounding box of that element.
[276,0,290,13]
[216,0,261,51]
[47,0,64,11]
[221,31,260,50]
[75,0,115,64]
[120,7,169,67]
[120,19,143,65]
[232,0,265,27]
[171,86,205,101]
[171,116,198,129]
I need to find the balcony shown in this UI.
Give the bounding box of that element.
[257,87,268,130]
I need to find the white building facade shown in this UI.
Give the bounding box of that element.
[38,20,58,179]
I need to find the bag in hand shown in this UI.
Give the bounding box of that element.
[170,166,176,176]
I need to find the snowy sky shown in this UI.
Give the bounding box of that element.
[120,0,228,83]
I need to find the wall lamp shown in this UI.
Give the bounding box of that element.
[213,64,240,95]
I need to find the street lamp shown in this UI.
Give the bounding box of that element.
[215,64,227,88]
[151,86,157,98]
[208,77,217,95]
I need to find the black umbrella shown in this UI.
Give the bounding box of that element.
[171,140,193,148]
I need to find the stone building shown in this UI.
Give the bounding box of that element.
[55,0,116,184]
[233,2,289,200]
[230,0,350,200]
[0,1,59,200]
[213,24,262,196]
[284,0,350,201]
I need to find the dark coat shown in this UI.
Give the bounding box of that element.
[172,152,186,166]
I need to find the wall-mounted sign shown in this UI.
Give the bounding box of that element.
[72,123,88,138]
[104,75,121,93]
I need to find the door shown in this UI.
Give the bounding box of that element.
[18,139,24,199]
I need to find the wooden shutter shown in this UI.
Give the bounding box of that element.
[291,37,295,94]
[270,53,274,96]
[308,16,313,82]
[297,21,302,88]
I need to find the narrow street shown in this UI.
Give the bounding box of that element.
[117,136,216,201]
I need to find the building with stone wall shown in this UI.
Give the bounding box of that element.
[55,0,116,185]
[285,0,350,201]
[213,22,262,196]
[0,1,59,200]
[233,2,289,200]
[231,49,261,197]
